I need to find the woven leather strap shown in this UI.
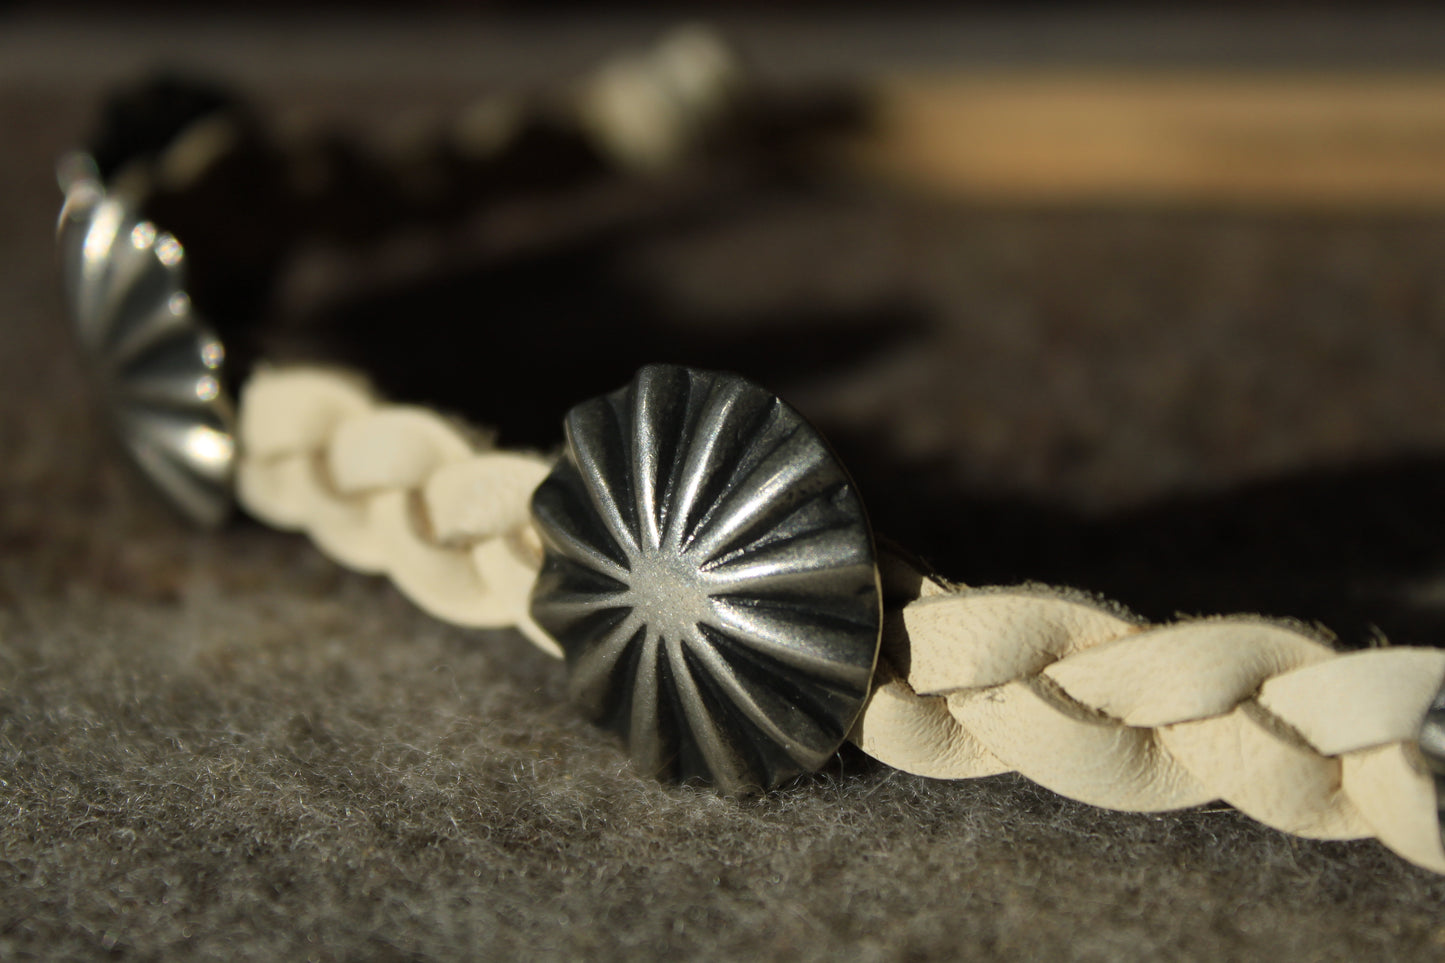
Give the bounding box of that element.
[235,367,560,656]
[234,366,1445,873]
[854,558,1445,873]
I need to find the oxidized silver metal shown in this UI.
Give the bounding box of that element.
[57,154,236,527]
[1417,683,1445,842]
[529,364,882,793]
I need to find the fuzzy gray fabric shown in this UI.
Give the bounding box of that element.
[10,33,1445,962]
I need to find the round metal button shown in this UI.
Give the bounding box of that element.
[1416,683,1445,847]
[529,364,882,792]
[58,160,236,528]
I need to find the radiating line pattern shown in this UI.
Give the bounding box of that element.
[530,365,882,792]
[58,159,236,527]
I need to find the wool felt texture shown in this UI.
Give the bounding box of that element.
[10,73,1445,963]
[231,364,1445,868]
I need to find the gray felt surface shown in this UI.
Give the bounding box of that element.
[9,15,1445,963]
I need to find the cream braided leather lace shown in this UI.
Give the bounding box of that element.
[236,367,557,656]
[236,366,1445,874]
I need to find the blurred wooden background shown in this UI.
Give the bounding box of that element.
[855,72,1445,209]
[8,8,1445,210]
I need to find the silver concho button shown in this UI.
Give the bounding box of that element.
[57,158,236,528]
[1417,683,1445,845]
[529,364,882,793]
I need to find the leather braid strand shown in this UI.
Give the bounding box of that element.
[852,564,1445,873]
[235,366,562,657]
[233,366,1445,873]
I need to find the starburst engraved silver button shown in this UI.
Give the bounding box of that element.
[529,364,882,793]
[57,156,236,528]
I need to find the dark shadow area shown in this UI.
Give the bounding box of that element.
[100,68,871,402]
[835,431,1445,648]
[112,55,1440,655]
[273,174,1445,651]
[272,175,930,449]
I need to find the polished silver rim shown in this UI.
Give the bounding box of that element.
[57,156,236,528]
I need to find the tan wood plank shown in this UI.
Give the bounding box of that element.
[848,72,1445,208]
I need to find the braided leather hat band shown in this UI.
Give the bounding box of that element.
[231,365,1445,874]
[57,61,1445,877]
